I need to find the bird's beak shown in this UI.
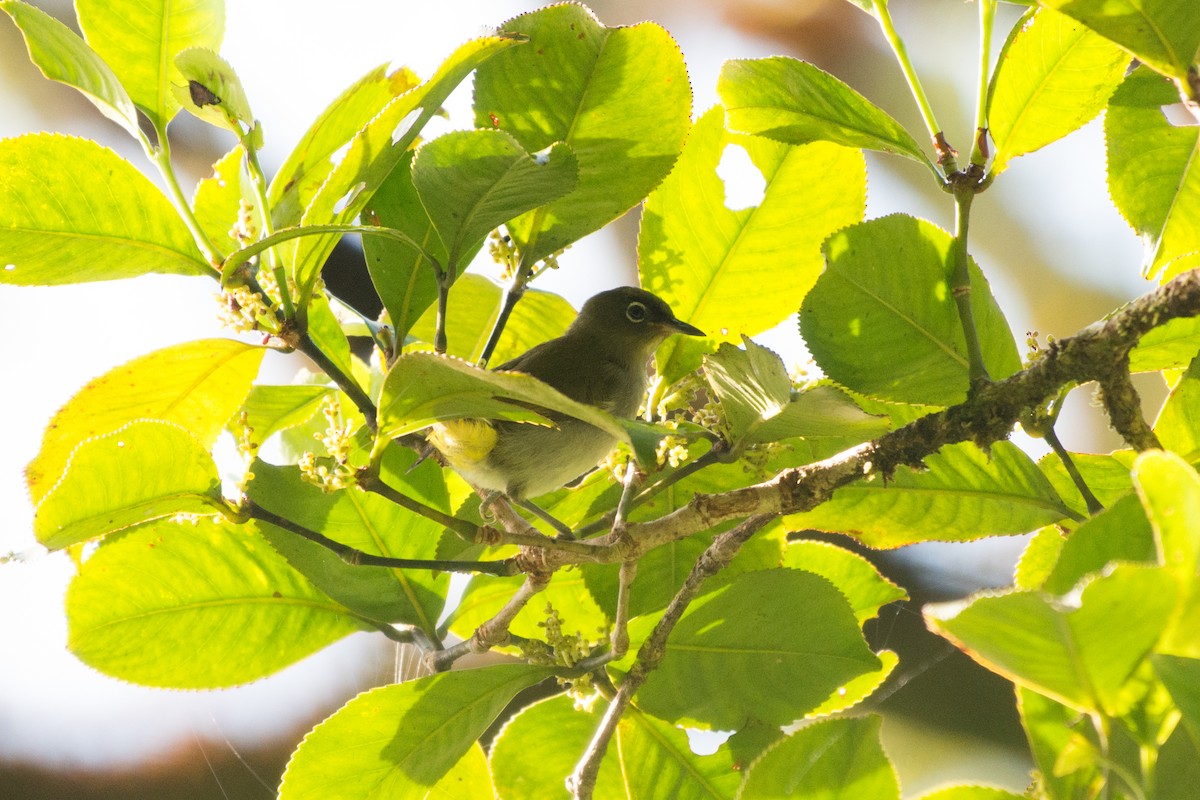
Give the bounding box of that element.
[667,318,705,337]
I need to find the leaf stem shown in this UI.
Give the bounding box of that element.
[294,332,378,431]
[971,0,996,168]
[245,501,516,575]
[874,0,956,173]
[950,187,990,386]
[239,125,296,320]
[222,224,441,286]
[478,265,529,367]
[358,470,481,541]
[1044,427,1104,516]
[147,127,222,269]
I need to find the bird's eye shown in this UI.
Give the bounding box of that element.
[625,301,648,323]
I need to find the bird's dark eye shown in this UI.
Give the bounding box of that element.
[625,301,648,323]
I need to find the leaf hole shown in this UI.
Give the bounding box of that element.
[716,144,765,211]
[392,110,422,146]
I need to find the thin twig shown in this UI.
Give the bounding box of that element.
[568,514,773,800]
[427,571,551,672]
[295,333,378,432]
[361,472,480,540]
[1045,427,1104,515]
[245,501,518,576]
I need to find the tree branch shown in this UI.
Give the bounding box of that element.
[567,514,773,800]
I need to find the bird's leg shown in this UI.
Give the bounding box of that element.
[516,498,576,540]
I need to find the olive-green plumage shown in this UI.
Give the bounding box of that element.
[428,286,703,502]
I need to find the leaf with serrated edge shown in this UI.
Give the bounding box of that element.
[411,130,577,274]
[0,0,140,139]
[0,134,209,285]
[34,420,225,550]
[377,351,663,463]
[720,56,926,163]
[927,564,1176,715]
[642,107,865,383]
[474,4,691,268]
[75,0,224,129]
[289,34,523,303]
[1039,0,1200,79]
[67,517,362,688]
[988,7,1128,175]
[800,214,1020,405]
[739,716,900,800]
[278,665,552,800]
[490,694,625,800]
[1106,67,1200,280]
[269,63,420,228]
[633,568,879,729]
[27,339,263,504]
[786,441,1072,548]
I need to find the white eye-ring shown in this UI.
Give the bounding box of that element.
[626,301,648,323]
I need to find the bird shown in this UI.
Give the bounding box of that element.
[426,286,704,535]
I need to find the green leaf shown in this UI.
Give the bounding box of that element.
[412,130,577,273]
[193,145,253,257]
[633,569,880,729]
[927,564,1177,715]
[1105,67,1200,280]
[703,339,888,448]
[362,150,444,342]
[1038,449,1135,516]
[785,441,1073,548]
[172,46,252,131]
[718,56,927,163]
[1157,718,1200,799]
[248,461,449,630]
[407,274,576,366]
[1130,310,1200,372]
[448,570,607,642]
[1041,494,1155,594]
[806,650,899,718]
[34,420,225,550]
[916,787,1026,800]
[234,384,333,447]
[75,0,224,129]
[1038,0,1200,79]
[584,523,786,622]
[0,0,140,139]
[377,351,657,462]
[1017,687,1104,800]
[490,694,625,800]
[1154,355,1200,462]
[288,33,523,303]
[782,540,907,623]
[268,63,420,228]
[0,133,210,284]
[1154,654,1200,742]
[1133,449,1200,581]
[988,7,1129,175]
[617,708,741,800]
[66,517,361,688]
[26,338,262,504]
[739,716,900,800]
[278,664,551,800]
[473,4,691,268]
[640,107,866,383]
[800,214,1021,406]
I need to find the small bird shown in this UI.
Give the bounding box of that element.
[427,286,703,533]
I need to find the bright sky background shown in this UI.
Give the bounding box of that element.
[0,0,1148,789]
